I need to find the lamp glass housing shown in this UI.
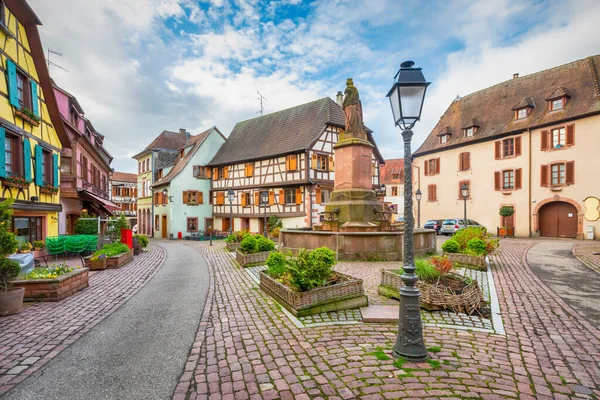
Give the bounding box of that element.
[415,189,422,201]
[227,189,235,203]
[461,183,469,199]
[386,61,430,129]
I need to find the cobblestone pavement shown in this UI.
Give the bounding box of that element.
[0,245,166,396]
[177,240,600,399]
[573,241,600,273]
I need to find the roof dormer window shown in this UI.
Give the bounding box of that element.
[437,126,452,144]
[464,127,475,137]
[462,119,479,138]
[516,108,528,120]
[512,97,534,121]
[545,87,570,112]
[440,134,449,144]
[550,98,564,111]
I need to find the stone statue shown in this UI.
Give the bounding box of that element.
[342,78,366,140]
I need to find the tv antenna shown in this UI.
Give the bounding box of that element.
[257,91,268,116]
[47,48,69,73]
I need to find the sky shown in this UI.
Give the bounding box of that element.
[29,0,600,173]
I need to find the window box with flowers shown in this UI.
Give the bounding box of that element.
[15,107,41,127]
[40,184,59,195]
[1,175,31,189]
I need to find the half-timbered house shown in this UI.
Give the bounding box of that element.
[208,97,384,233]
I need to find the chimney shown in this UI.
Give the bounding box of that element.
[180,128,190,141]
[513,73,519,79]
[336,91,343,107]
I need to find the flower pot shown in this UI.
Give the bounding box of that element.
[0,287,25,316]
[90,258,107,270]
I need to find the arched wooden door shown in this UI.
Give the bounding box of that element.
[539,201,578,238]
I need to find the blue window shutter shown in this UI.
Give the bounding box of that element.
[34,144,43,186]
[31,81,39,116]
[0,128,5,178]
[23,137,31,181]
[6,60,19,108]
[53,153,58,188]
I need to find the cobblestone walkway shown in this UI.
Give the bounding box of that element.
[573,242,600,273]
[178,240,600,399]
[0,245,166,396]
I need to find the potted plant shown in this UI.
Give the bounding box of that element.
[90,253,107,270]
[19,242,33,253]
[33,240,45,251]
[0,198,24,316]
[498,206,515,238]
[235,234,276,267]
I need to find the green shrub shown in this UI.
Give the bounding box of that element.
[265,252,288,278]
[225,234,237,244]
[0,198,19,256]
[134,234,149,248]
[235,231,245,242]
[74,213,98,235]
[287,247,336,291]
[0,257,20,291]
[33,240,45,250]
[256,236,275,252]
[239,235,257,253]
[93,242,130,258]
[441,239,460,253]
[399,258,440,283]
[452,227,486,251]
[466,238,487,256]
[107,214,129,242]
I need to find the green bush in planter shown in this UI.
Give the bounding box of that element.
[398,258,440,283]
[466,238,487,256]
[225,234,237,244]
[93,242,130,258]
[441,239,460,253]
[265,252,288,278]
[239,235,257,253]
[0,258,20,291]
[134,234,149,248]
[256,236,275,252]
[0,198,18,256]
[287,247,336,292]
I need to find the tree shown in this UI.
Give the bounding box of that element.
[499,206,515,228]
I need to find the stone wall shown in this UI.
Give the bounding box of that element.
[13,268,89,302]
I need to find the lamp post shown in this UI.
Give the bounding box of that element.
[261,191,269,237]
[461,183,469,227]
[415,188,422,228]
[386,60,431,362]
[227,189,235,235]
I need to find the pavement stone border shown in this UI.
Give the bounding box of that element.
[0,244,166,396]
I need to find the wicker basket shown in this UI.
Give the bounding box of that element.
[260,272,367,316]
[379,270,484,315]
[236,249,273,267]
[443,253,485,268]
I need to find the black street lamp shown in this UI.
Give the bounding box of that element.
[227,189,235,235]
[415,188,422,228]
[461,183,469,227]
[386,60,430,362]
[161,188,174,202]
[261,191,269,237]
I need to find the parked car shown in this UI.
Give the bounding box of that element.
[423,219,444,235]
[440,218,484,235]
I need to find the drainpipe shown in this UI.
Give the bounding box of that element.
[528,128,532,237]
[308,178,315,228]
[151,152,155,238]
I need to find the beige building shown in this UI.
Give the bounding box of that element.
[414,55,600,239]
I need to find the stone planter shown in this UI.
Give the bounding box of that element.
[12,268,89,302]
[106,251,134,269]
[443,253,486,271]
[226,242,240,252]
[378,270,485,315]
[235,249,274,267]
[259,272,368,317]
[0,287,25,316]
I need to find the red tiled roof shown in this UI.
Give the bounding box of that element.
[111,171,137,183]
[415,55,600,156]
[379,158,404,184]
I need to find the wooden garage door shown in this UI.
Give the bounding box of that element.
[539,201,578,238]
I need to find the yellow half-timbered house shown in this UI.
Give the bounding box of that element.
[0,0,70,244]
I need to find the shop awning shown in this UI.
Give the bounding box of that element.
[78,190,121,216]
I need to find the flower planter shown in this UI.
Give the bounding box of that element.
[106,251,134,269]
[90,258,107,270]
[15,109,40,126]
[12,268,89,302]
[0,287,25,316]
[1,178,29,189]
[443,253,486,271]
[259,271,368,317]
[235,249,274,267]
[497,227,515,238]
[378,270,485,315]
[226,242,240,252]
[40,187,59,195]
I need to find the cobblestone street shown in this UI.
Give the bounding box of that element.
[177,240,600,399]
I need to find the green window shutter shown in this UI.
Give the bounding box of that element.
[0,127,5,178]
[23,137,31,181]
[34,144,43,186]
[6,60,19,108]
[31,81,39,116]
[53,153,58,187]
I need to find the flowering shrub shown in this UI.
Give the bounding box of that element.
[452,227,498,255]
[2,175,31,186]
[90,253,107,261]
[466,238,487,256]
[429,255,453,274]
[21,264,77,280]
[92,242,130,258]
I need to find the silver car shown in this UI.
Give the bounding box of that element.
[440,218,484,235]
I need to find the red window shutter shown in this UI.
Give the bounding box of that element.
[436,158,440,174]
[328,155,334,171]
[315,187,322,204]
[541,130,549,150]
[515,136,522,156]
[458,153,463,171]
[541,165,548,187]
[458,181,462,199]
[494,141,501,159]
[432,185,437,201]
[223,166,229,178]
[254,191,259,205]
[566,161,575,184]
[515,168,522,189]
[198,192,203,204]
[427,185,432,201]
[269,190,275,206]
[465,152,470,170]
[240,193,246,207]
[295,188,302,204]
[311,154,317,170]
[494,171,501,191]
[279,189,285,204]
[183,191,188,204]
[566,124,575,146]
[285,156,290,171]
[424,160,429,176]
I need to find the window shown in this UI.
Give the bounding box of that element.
[209,190,213,204]
[218,168,224,180]
[427,184,437,202]
[495,169,522,191]
[70,109,78,126]
[503,138,514,157]
[424,158,440,176]
[392,173,399,180]
[187,217,198,232]
[13,216,43,245]
[155,215,159,230]
[458,152,470,171]
[115,187,122,196]
[60,156,71,174]
[284,188,296,204]
[516,108,528,120]
[316,155,328,171]
[541,162,574,187]
[321,189,330,204]
[42,149,52,185]
[286,154,298,171]
[16,71,31,110]
[5,133,21,176]
[503,170,514,190]
[157,169,163,180]
[495,137,521,159]
[464,127,475,137]
[391,186,398,196]
[551,127,565,147]
[81,155,88,181]
[550,98,563,111]
[440,134,449,144]
[551,163,565,185]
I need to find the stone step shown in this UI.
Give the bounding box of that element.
[360,305,400,323]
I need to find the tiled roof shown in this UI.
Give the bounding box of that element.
[415,55,600,156]
[111,171,137,183]
[379,158,404,184]
[209,98,345,166]
[152,127,216,187]
[146,130,189,151]
[155,151,179,171]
